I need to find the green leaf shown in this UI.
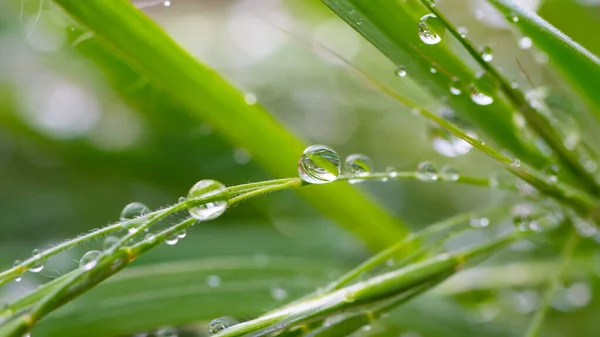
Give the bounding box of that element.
[488,0,600,117]
[50,0,409,250]
[320,0,548,168]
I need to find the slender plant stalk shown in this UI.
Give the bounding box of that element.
[523,229,579,337]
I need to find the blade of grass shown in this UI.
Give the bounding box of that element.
[488,0,600,118]
[50,0,407,250]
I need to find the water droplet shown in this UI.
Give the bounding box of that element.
[425,0,436,6]
[417,14,445,45]
[469,73,496,106]
[386,166,398,178]
[208,316,238,335]
[470,217,490,228]
[271,287,288,301]
[508,12,519,23]
[155,327,177,337]
[103,236,120,251]
[481,46,493,62]
[162,1,171,7]
[513,215,535,232]
[543,165,559,184]
[430,65,437,73]
[519,37,532,49]
[416,161,438,181]
[187,179,228,221]
[395,65,407,77]
[207,275,221,288]
[457,26,468,38]
[165,233,179,246]
[511,158,521,168]
[362,325,372,331]
[177,230,187,239]
[178,196,186,203]
[80,250,102,270]
[440,165,459,181]
[120,202,149,220]
[244,93,257,105]
[298,145,341,184]
[449,78,463,95]
[30,249,45,273]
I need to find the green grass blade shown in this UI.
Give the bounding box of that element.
[320,0,548,169]
[488,0,600,116]
[51,0,408,249]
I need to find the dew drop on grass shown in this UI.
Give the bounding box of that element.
[120,202,149,220]
[449,78,463,95]
[186,179,228,221]
[29,249,45,273]
[395,65,407,77]
[177,230,187,239]
[417,14,445,45]
[178,196,186,203]
[470,217,490,228]
[519,37,532,49]
[508,12,519,23]
[440,165,459,181]
[416,161,438,181]
[511,158,521,168]
[457,26,468,38]
[298,145,341,184]
[208,316,238,335]
[543,165,559,184]
[425,0,436,6]
[165,233,179,246]
[469,72,496,106]
[386,166,399,178]
[271,287,288,301]
[430,65,437,73]
[481,46,493,62]
[155,327,177,337]
[103,236,120,251]
[207,275,221,288]
[244,93,257,105]
[80,250,102,270]
[344,154,373,174]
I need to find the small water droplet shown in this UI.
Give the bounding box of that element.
[418,14,445,45]
[430,65,437,73]
[395,65,407,77]
[449,78,463,95]
[519,37,532,49]
[298,145,341,184]
[162,1,171,7]
[178,196,186,203]
[440,165,459,181]
[271,287,288,301]
[386,166,399,178]
[120,202,149,220]
[29,249,45,273]
[457,26,468,38]
[155,327,177,337]
[244,93,257,105]
[103,236,120,251]
[508,12,519,23]
[470,217,490,228]
[425,0,436,6]
[208,316,238,335]
[543,165,559,184]
[511,158,521,168]
[165,233,179,246]
[207,275,221,288]
[416,161,438,181]
[481,46,493,62]
[177,230,187,239]
[187,179,228,221]
[80,250,102,270]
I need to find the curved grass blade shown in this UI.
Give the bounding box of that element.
[488,0,600,117]
[50,0,408,250]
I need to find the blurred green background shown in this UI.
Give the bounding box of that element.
[1,0,600,336]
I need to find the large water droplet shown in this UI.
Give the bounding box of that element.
[519,37,532,49]
[440,165,459,181]
[469,73,496,106]
[187,179,228,221]
[271,287,288,301]
[120,202,149,220]
[417,14,445,45]
[155,327,177,337]
[80,250,102,270]
[103,236,120,251]
[208,317,238,335]
[298,145,341,184]
[395,65,407,77]
[165,233,179,246]
[416,161,438,181]
[29,249,45,273]
[481,46,493,62]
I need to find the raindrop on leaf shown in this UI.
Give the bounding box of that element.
[187,179,228,221]
[418,14,445,45]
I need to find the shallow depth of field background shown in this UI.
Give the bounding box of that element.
[1,0,600,336]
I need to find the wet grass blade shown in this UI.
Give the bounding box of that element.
[49,0,409,250]
[488,0,600,117]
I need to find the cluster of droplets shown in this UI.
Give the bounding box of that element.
[415,162,459,182]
